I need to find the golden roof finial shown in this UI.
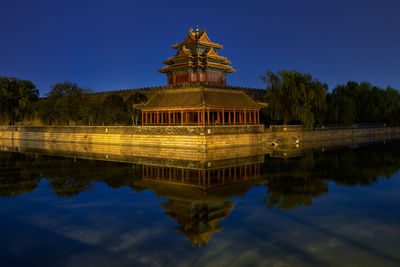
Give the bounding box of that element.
[189,28,193,33]
[195,25,199,33]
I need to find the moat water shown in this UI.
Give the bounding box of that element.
[0,140,399,266]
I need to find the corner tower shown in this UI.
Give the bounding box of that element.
[158,26,235,86]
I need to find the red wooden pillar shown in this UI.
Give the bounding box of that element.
[222,109,225,125]
[197,110,200,125]
[207,109,210,125]
[244,110,247,124]
[233,110,236,124]
[168,110,171,125]
[181,110,183,125]
[202,109,205,125]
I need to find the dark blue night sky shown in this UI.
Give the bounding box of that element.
[1,0,399,96]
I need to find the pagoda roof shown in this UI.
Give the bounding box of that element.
[162,47,231,65]
[175,223,223,248]
[135,177,262,204]
[158,61,235,73]
[171,27,223,50]
[141,87,264,110]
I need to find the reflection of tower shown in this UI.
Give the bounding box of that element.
[141,164,261,189]
[161,200,234,248]
[135,162,263,247]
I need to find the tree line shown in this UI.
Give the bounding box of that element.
[262,70,400,128]
[1,73,399,127]
[0,77,147,126]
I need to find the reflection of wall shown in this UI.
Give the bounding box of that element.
[0,139,268,169]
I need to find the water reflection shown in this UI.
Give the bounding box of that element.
[1,139,400,249]
[136,163,262,247]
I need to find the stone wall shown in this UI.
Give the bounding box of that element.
[0,125,267,148]
[1,125,399,149]
[267,126,400,144]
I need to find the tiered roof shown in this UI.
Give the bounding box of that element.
[161,200,234,247]
[141,87,265,110]
[158,26,235,75]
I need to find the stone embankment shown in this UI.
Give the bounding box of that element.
[0,125,266,149]
[268,125,400,145]
[0,125,399,149]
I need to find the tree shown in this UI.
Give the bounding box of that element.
[38,81,92,125]
[326,81,400,125]
[100,94,126,125]
[261,70,327,128]
[125,92,148,125]
[0,76,39,125]
[329,82,358,125]
[377,87,400,123]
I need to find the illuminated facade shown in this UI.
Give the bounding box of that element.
[139,27,267,126]
[141,87,262,125]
